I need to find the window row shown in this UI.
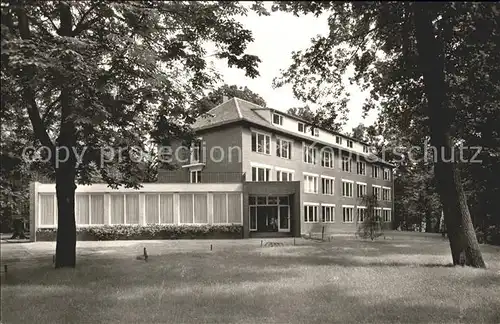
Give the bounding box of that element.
[252,131,294,159]
[303,204,392,223]
[304,175,335,195]
[250,164,294,182]
[251,130,391,179]
[372,186,392,201]
[356,207,392,223]
[303,176,391,200]
[303,147,391,179]
[38,193,241,226]
[271,112,382,160]
[249,195,289,206]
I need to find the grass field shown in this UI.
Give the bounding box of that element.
[1,234,500,323]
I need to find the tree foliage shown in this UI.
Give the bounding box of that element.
[287,105,342,132]
[1,1,262,267]
[271,2,499,267]
[192,84,267,116]
[356,194,383,240]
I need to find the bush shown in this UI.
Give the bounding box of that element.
[475,227,485,244]
[36,224,243,241]
[485,225,500,246]
[475,225,500,246]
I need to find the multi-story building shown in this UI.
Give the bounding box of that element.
[159,97,394,238]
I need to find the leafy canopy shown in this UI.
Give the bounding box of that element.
[1,1,262,188]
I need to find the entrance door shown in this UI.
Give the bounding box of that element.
[278,205,290,232]
[249,195,291,233]
[257,206,278,232]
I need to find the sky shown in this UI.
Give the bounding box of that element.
[207,5,379,133]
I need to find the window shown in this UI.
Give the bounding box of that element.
[383,168,391,180]
[363,145,369,153]
[342,206,354,223]
[251,131,270,155]
[372,165,379,178]
[321,177,335,195]
[267,196,278,204]
[342,180,353,197]
[251,166,271,181]
[375,207,382,221]
[383,209,392,222]
[341,157,352,172]
[304,203,319,223]
[304,174,319,193]
[190,170,201,183]
[276,170,293,181]
[303,144,317,164]
[276,138,292,159]
[347,140,353,148]
[357,207,367,223]
[356,161,366,175]
[322,205,335,223]
[356,182,367,197]
[298,122,306,133]
[311,127,319,137]
[321,149,334,168]
[273,113,283,125]
[336,136,343,145]
[382,187,391,201]
[190,140,201,163]
[372,185,381,200]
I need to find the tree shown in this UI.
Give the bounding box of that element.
[356,194,383,240]
[287,106,342,132]
[2,1,261,267]
[192,84,267,116]
[271,2,499,267]
[349,123,378,144]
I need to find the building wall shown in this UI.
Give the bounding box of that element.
[198,124,244,175]
[158,124,244,183]
[240,124,394,235]
[243,181,302,238]
[156,118,395,236]
[30,182,244,241]
[271,110,371,156]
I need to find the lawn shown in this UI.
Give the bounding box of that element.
[1,234,500,324]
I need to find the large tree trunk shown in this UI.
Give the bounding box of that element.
[54,88,77,268]
[55,166,77,268]
[53,1,78,268]
[413,5,485,268]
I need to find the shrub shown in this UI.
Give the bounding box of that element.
[485,225,500,246]
[356,194,384,241]
[475,227,485,244]
[36,224,243,241]
[474,225,500,246]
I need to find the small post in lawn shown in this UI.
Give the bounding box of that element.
[210,244,212,251]
[321,226,325,241]
[4,264,7,274]
[261,240,263,247]
[293,237,295,246]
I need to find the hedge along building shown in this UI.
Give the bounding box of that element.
[30,182,246,241]
[30,181,301,240]
[30,97,394,241]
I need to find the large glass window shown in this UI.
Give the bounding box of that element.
[277,138,292,159]
[304,174,319,193]
[304,204,319,223]
[251,131,270,154]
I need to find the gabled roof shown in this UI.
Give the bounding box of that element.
[192,97,394,167]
